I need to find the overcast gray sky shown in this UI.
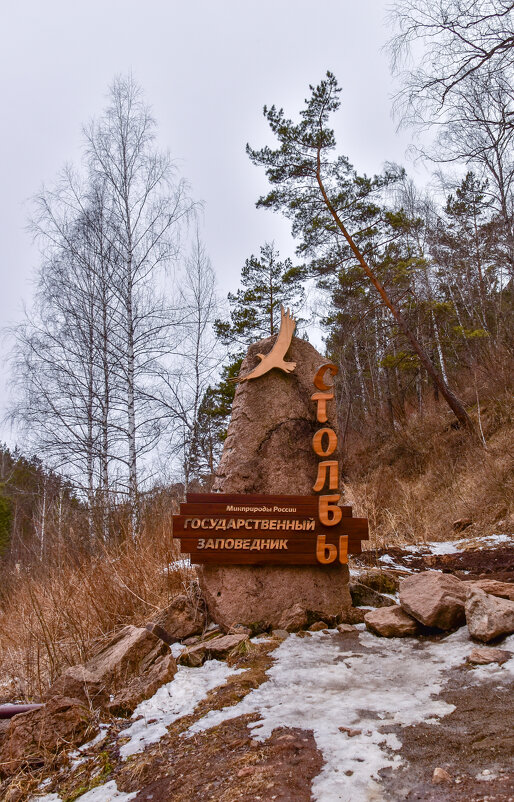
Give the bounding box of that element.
[0,0,424,446]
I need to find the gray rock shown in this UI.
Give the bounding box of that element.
[350,582,395,608]
[465,587,514,642]
[364,605,421,637]
[399,571,467,630]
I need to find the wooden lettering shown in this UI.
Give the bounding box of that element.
[318,495,343,526]
[313,363,339,391]
[312,428,338,457]
[311,392,334,423]
[316,535,338,564]
[339,535,348,565]
[312,460,339,492]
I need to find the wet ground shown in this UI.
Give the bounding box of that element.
[356,542,514,583]
[10,536,514,802]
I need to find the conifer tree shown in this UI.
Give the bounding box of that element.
[246,72,475,432]
[191,243,304,478]
[214,242,303,347]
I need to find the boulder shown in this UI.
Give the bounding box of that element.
[308,621,328,632]
[432,767,452,784]
[364,605,421,637]
[149,591,205,642]
[399,572,467,630]
[277,603,309,633]
[45,665,108,708]
[337,623,358,634]
[467,647,512,665]
[47,625,170,709]
[212,337,335,496]
[199,564,351,632]
[271,630,289,640]
[341,607,367,625]
[199,336,352,629]
[465,588,514,642]
[107,652,177,716]
[357,569,399,594]
[0,719,10,750]
[349,582,395,609]
[464,579,514,602]
[178,633,249,667]
[0,697,96,776]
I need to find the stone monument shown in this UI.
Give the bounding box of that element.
[196,332,353,631]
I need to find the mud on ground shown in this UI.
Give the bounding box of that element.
[5,538,514,802]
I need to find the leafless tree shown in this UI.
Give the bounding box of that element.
[10,187,117,539]
[156,229,221,491]
[10,76,198,539]
[389,0,514,123]
[85,75,197,532]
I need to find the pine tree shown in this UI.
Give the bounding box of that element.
[214,242,303,347]
[190,243,304,478]
[246,71,475,433]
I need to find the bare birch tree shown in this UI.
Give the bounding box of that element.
[10,76,198,538]
[155,230,221,490]
[85,76,196,532]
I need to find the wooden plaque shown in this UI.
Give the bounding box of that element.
[172,493,368,565]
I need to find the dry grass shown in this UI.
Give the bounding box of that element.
[0,495,196,701]
[345,390,514,549]
[0,370,512,704]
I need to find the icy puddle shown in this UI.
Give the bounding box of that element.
[188,628,514,802]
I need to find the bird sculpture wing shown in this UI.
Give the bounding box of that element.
[234,306,296,383]
[272,305,296,359]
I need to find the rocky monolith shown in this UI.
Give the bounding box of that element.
[198,336,352,631]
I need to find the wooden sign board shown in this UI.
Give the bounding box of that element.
[172,493,368,566]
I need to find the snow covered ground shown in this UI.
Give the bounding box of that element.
[378,532,512,571]
[119,659,246,759]
[188,628,514,802]
[31,629,514,801]
[33,780,137,802]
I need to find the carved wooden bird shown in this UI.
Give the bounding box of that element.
[235,305,297,383]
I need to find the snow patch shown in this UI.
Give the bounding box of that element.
[188,628,491,801]
[165,558,191,572]
[32,781,137,802]
[170,641,185,658]
[404,533,512,556]
[119,659,245,759]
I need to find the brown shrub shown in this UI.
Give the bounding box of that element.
[345,390,514,548]
[0,493,195,701]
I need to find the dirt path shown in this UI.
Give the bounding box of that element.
[19,537,514,802]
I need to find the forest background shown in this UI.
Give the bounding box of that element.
[0,0,512,697]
